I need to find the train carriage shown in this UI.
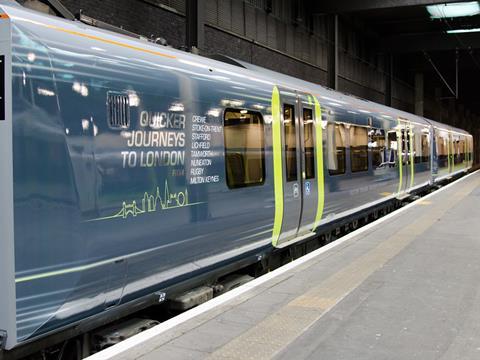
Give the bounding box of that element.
[0,1,473,353]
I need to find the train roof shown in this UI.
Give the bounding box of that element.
[235,59,471,136]
[0,1,471,137]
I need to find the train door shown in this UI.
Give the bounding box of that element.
[297,95,321,235]
[272,87,324,247]
[276,89,303,244]
[396,119,413,194]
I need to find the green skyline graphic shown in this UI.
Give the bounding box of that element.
[87,180,202,222]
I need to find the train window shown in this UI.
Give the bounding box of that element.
[224,109,265,188]
[284,104,297,182]
[413,130,422,164]
[466,138,470,164]
[459,138,465,164]
[467,138,470,164]
[465,137,470,166]
[387,131,398,167]
[471,138,474,163]
[327,123,346,175]
[454,137,462,165]
[437,134,448,169]
[465,138,468,164]
[107,92,130,129]
[350,126,368,172]
[469,137,474,164]
[369,128,386,169]
[303,108,315,180]
[402,129,410,165]
[421,132,430,163]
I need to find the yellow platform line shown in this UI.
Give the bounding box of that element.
[207,176,480,360]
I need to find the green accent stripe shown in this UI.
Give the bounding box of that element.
[397,121,403,194]
[17,240,173,283]
[312,96,325,232]
[16,258,116,283]
[409,126,415,188]
[271,86,284,247]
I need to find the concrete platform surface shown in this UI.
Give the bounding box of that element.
[97,171,480,360]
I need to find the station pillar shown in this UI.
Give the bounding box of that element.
[384,53,392,107]
[186,0,204,53]
[327,14,338,90]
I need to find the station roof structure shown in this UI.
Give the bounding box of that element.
[309,0,480,113]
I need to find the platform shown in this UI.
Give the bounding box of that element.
[89,171,480,360]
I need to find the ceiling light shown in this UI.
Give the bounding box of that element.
[447,27,480,33]
[427,2,480,18]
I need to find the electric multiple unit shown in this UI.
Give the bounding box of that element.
[0,1,473,352]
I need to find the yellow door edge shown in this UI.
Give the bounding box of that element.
[271,86,284,247]
[409,125,414,188]
[397,120,403,194]
[312,95,324,232]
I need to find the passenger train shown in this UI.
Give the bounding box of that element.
[0,1,473,355]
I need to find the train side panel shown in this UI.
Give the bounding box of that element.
[9,7,275,344]
[12,17,87,342]
[321,110,399,222]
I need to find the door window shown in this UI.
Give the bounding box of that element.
[303,108,315,180]
[421,132,430,163]
[284,104,297,182]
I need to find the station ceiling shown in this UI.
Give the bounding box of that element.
[311,0,480,114]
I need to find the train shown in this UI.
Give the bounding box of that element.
[0,0,474,356]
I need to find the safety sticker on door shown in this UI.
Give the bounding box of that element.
[293,183,299,198]
[305,181,311,196]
